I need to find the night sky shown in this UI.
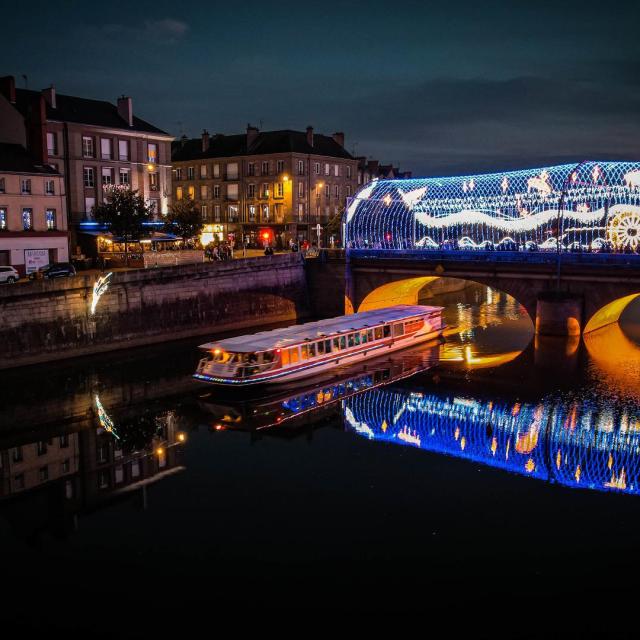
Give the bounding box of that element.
[4,0,639,176]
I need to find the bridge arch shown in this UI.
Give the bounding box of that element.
[584,293,640,334]
[357,276,438,312]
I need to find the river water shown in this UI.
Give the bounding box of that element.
[2,283,640,631]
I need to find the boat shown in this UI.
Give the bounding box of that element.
[193,304,444,386]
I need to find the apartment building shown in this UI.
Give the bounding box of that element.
[0,143,68,274]
[357,157,412,187]
[172,125,358,246]
[0,75,173,254]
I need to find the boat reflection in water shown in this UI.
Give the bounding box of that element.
[344,386,640,496]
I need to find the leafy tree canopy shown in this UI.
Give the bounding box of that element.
[164,199,203,243]
[93,186,154,242]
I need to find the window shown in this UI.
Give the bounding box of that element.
[383,325,391,338]
[62,459,70,474]
[84,197,96,215]
[149,172,159,191]
[45,179,55,195]
[298,203,305,221]
[82,136,94,158]
[274,203,283,222]
[393,323,404,337]
[100,138,112,160]
[131,460,140,478]
[227,184,239,201]
[347,165,352,179]
[119,168,130,185]
[262,204,269,221]
[118,139,129,161]
[176,186,183,200]
[334,164,339,177]
[201,204,208,219]
[200,185,208,199]
[226,162,238,180]
[46,209,56,230]
[101,167,113,185]
[248,205,256,222]
[334,185,339,197]
[324,163,330,176]
[374,326,383,340]
[115,465,124,484]
[297,160,304,175]
[261,183,269,198]
[214,204,221,221]
[187,185,195,200]
[200,164,207,178]
[247,162,256,176]
[347,333,355,348]
[315,205,320,218]
[150,199,160,216]
[47,132,57,156]
[262,161,269,176]
[346,185,352,196]
[314,162,320,175]
[12,446,23,463]
[288,347,299,364]
[21,179,31,194]
[277,159,284,173]
[59,435,69,448]
[175,167,183,180]
[22,208,32,230]
[325,184,330,198]
[39,466,49,482]
[247,183,256,198]
[187,166,195,180]
[98,470,110,489]
[0,209,6,230]
[37,440,48,456]
[275,182,283,198]
[213,184,220,198]
[228,205,239,221]
[84,167,95,188]
[147,143,158,164]
[298,182,304,197]
[213,164,220,178]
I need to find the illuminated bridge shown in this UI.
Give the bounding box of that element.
[343,386,640,496]
[341,161,640,334]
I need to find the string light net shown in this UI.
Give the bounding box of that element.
[345,161,640,252]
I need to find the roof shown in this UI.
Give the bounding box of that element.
[199,305,442,352]
[0,143,59,174]
[13,88,170,136]
[172,129,354,161]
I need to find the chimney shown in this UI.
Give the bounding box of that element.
[332,132,344,147]
[117,95,133,127]
[25,94,48,165]
[202,129,210,152]
[0,75,16,103]
[306,126,314,147]
[246,123,259,148]
[42,85,56,109]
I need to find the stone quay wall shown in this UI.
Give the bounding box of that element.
[0,253,309,369]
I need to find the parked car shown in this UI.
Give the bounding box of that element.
[28,262,77,280]
[0,266,19,284]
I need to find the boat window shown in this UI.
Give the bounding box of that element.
[354,332,361,345]
[347,333,355,348]
[383,325,391,338]
[339,336,347,350]
[281,349,290,366]
[325,339,332,353]
[367,330,374,342]
[374,326,383,340]
[317,340,325,355]
[308,342,316,358]
[289,347,300,364]
[301,344,308,360]
[360,331,368,344]
[333,337,340,351]
[393,323,404,337]
[262,351,275,363]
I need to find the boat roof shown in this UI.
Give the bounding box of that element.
[199,305,442,352]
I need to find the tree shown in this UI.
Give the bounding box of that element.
[93,186,154,265]
[164,199,203,246]
[326,209,344,246]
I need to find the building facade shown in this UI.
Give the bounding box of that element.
[0,76,173,257]
[357,157,412,187]
[172,126,358,247]
[0,143,68,275]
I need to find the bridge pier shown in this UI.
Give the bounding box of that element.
[535,292,583,337]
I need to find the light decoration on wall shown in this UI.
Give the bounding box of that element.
[607,210,640,251]
[345,161,640,252]
[342,385,640,495]
[90,272,113,315]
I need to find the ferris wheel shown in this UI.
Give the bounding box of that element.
[607,210,640,251]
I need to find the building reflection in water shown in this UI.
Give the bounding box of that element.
[0,395,187,541]
[343,385,640,496]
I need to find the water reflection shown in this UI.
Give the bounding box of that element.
[344,385,640,496]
